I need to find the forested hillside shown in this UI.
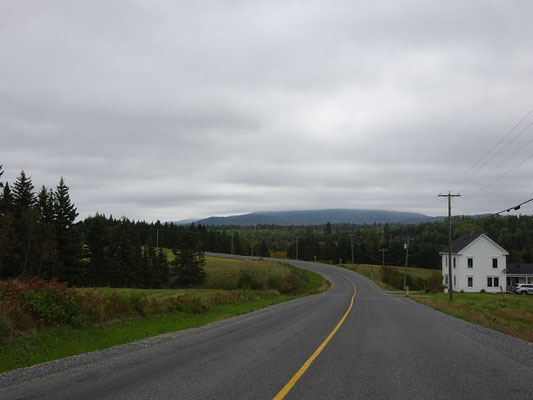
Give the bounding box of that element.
[194,209,437,226]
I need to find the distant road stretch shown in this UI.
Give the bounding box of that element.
[2,254,533,399]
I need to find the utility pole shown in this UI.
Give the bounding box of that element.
[438,192,461,301]
[348,234,355,266]
[403,237,413,290]
[231,232,234,255]
[379,248,388,267]
[155,229,160,248]
[296,238,299,261]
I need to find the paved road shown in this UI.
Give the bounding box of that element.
[2,255,533,399]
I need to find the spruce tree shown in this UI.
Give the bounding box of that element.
[35,186,57,278]
[0,179,16,277]
[37,186,54,222]
[170,228,206,287]
[0,183,13,216]
[85,214,109,286]
[12,171,35,214]
[53,177,80,282]
[156,247,170,287]
[11,171,38,276]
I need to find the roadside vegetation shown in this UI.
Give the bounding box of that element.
[0,256,327,373]
[339,263,443,292]
[410,292,533,343]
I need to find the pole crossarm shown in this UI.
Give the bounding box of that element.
[438,192,461,301]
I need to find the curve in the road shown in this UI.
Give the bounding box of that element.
[273,272,356,399]
[2,254,533,399]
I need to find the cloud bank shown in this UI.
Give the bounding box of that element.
[1,0,533,221]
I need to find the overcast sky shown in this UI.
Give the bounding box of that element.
[1,1,533,222]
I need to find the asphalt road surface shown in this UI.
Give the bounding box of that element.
[2,254,533,399]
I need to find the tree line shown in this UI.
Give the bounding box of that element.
[2,164,532,288]
[0,167,207,287]
[202,216,533,268]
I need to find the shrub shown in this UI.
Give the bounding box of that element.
[425,272,445,293]
[0,278,84,335]
[237,267,263,290]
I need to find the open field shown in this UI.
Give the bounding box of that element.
[411,292,533,342]
[0,256,326,373]
[339,263,439,290]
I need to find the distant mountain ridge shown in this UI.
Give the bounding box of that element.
[178,209,438,226]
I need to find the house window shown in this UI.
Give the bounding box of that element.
[468,277,473,287]
[468,258,473,268]
[494,277,499,288]
[453,258,456,268]
[487,277,493,287]
[444,274,448,285]
[453,275,456,286]
[445,257,448,267]
[492,258,498,268]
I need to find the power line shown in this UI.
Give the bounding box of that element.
[423,107,533,218]
[455,119,533,195]
[457,151,533,208]
[449,107,533,192]
[452,196,533,226]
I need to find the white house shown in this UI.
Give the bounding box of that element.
[440,231,508,293]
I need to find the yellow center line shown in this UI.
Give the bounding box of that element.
[272,273,357,400]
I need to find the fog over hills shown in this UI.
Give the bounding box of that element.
[174,209,439,226]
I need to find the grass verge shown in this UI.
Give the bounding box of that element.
[0,294,301,373]
[0,257,327,373]
[410,292,533,342]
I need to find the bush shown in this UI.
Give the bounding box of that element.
[0,278,218,339]
[381,266,403,288]
[0,278,84,336]
[424,272,445,293]
[237,266,263,290]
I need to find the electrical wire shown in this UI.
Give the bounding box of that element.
[457,151,533,208]
[452,196,533,225]
[455,119,533,195]
[449,107,533,193]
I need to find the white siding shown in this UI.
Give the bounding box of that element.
[441,235,507,293]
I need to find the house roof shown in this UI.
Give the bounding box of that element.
[506,263,533,275]
[441,232,482,253]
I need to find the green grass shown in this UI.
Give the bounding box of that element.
[0,256,327,373]
[338,263,441,292]
[0,295,301,373]
[344,263,437,279]
[203,256,297,289]
[411,292,533,342]
[338,263,433,290]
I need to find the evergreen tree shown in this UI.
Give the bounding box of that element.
[37,186,54,222]
[11,171,38,276]
[0,183,13,216]
[170,228,206,287]
[53,177,80,282]
[35,186,57,278]
[156,247,170,286]
[107,219,143,287]
[85,214,109,286]
[259,239,269,257]
[12,171,35,214]
[0,212,16,278]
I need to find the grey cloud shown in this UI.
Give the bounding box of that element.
[2,0,533,221]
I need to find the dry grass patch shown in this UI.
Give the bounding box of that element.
[412,292,533,342]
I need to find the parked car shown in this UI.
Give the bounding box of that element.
[513,284,533,295]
